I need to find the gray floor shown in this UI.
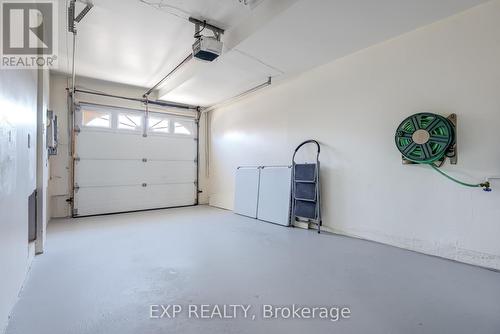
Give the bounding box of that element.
[6,206,500,334]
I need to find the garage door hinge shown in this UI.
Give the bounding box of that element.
[142,158,147,162]
[74,156,81,162]
[74,183,80,192]
[142,183,147,187]
[74,126,81,133]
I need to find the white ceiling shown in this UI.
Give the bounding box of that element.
[57,0,262,87]
[57,0,490,107]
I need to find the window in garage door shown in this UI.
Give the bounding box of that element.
[82,109,111,128]
[148,116,170,133]
[174,120,193,135]
[73,103,198,217]
[118,113,143,131]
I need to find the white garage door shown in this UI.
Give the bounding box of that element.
[73,103,197,216]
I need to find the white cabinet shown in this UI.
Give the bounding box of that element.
[234,166,292,226]
[257,166,292,226]
[234,167,261,218]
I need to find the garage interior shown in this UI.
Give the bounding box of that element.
[1,0,500,333]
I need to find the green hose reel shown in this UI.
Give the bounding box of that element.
[395,112,490,191]
[395,113,454,164]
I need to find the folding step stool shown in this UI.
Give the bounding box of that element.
[290,140,322,233]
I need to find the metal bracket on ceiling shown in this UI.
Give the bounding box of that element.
[68,1,94,33]
[68,1,94,97]
[189,17,224,41]
[68,1,76,33]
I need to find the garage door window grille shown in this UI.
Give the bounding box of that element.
[77,104,195,138]
[82,110,111,128]
[174,120,193,135]
[148,116,170,133]
[118,113,142,131]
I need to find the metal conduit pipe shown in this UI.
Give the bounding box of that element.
[143,53,194,98]
[200,76,272,178]
[201,76,272,113]
[73,88,199,110]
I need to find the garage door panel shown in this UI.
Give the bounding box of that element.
[75,184,196,216]
[75,160,145,187]
[144,161,196,184]
[76,131,196,161]
[74,104,198,216]
[142,136,197,161]
[75,160,196,187]
[76,131,146,160]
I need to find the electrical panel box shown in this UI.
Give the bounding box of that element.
[47,110,58,155]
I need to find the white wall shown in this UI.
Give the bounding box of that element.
[48,74,71,217]
[48,73,209,218]
[209,1,500,269]
[0,69,38,332]
[35,69,50,254]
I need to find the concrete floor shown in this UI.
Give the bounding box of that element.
[6,206,500,334]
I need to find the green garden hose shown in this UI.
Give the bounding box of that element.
[428,163,489,189]
[395,112,491,191]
